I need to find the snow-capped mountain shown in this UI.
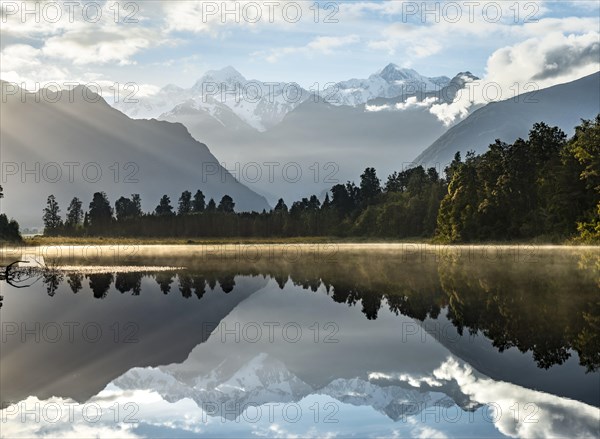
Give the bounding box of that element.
[113,64,457,132]
[189,67,312,131]
[115,66,311,132]
[323,63,451,107]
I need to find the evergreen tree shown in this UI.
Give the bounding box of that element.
[155,195,174,216]
[65,197,83,229]
[192,190,206,213]
[308,195,321,210]
[42,195,63,235]
[131,194,142,216]
[0,214,21,242]
[206,198,216,212]
[360,167,381,205]
[0,186,22,242]
[178,190,192,215]
[115,195,142,221]
[330,184,353,215]
[88,192,113,229]
[218,195,235,213]
[274,198,288,212]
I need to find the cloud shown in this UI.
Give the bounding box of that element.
[366,96,439,112]
[429,31,600,125]
[531,36,600,80]
[365,4,597,67]
[42,28,156,65]
[162,0,319,35]
[395,96,438,110]
[259,35,360,63]
[0,44,42,71]
[367,22,442,58]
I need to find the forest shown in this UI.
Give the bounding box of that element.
[30,115,600,243]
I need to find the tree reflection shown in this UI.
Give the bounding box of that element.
[217,274,235,293]
[155,272,174,294]
[179,273,193,298]
[274,274,288,289]
[42,271,63,297]
[115,272,142,295]
[435,251,599,372]
[207,278,217,290]
[67,273,83,294]
[193,275,206,300]
[87,273,113,299]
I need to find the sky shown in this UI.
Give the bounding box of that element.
[1,0,599,96]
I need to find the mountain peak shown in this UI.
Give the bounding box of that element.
[378,64,421,83]
[446,71,479,89]
[382,62,400,70]
[454,71,478,80]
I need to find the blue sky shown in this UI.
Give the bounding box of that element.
[1,1,599,93]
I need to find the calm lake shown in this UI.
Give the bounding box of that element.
[0,244,599,438]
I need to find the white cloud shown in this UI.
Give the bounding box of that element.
[365,4,597,66]
[429,31,600,125]
[0,44,42,71]
[259,35,360,63]
[368,22,443,58]
[396,96,439,110]
[42,28,156,66]
[162,0,319,35]
[365,103,391,112]
[366,96,439,112]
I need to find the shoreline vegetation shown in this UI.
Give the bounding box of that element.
[1,118,599,246]
[18,235,600,247]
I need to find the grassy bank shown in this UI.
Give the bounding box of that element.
[23,235,434,246]
[18,235,596,247]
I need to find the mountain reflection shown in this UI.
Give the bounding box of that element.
[6,248,598,373]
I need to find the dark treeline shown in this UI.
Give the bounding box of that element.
[43,117,600,243]
[0,185,22,242]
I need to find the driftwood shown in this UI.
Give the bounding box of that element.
[3,261,29,287]
[0,261,46,308]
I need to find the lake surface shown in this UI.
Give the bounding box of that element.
[0,244,599,438]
